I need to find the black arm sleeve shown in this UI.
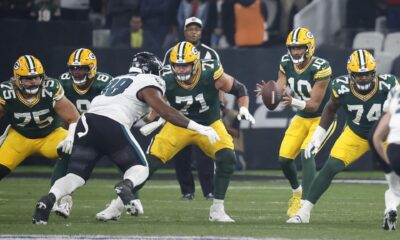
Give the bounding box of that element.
[228,79,248,98]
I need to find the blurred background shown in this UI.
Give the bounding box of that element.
[0,0,399,171]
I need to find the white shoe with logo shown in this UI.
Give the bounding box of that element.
[286,211,310,224]
[96,198,124,221]
[209,204,235,222]
[53,195,73,218]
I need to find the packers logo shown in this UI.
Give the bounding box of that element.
[347,54,353,64]
[89,52,96,60]
[306,32,314,39]
[14,61,20,70]
[191,47,199,55]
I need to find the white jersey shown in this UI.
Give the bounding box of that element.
[88,73,166,128]
[387,85,400,144]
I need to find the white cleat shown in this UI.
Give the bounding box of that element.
[96,198,124,222]
[209,204,235,223]
[53,195,73,218]
[126,199,144,216]
[286,212,310,224]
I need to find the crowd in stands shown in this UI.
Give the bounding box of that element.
[1,0,400,49]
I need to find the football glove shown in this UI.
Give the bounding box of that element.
[304,126,327,159]
[139,118,166,136]
[0,124,11,146]
[237,107,255,125]
[57,122,77,155]
[188,120,220,144]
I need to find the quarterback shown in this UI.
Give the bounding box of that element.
[288,49,398,224]
[51,48,113,218]
[0,55,79,182]
[97,41,255,223]
[256,27,335,217]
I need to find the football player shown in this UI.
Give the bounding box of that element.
[287,49,398,224]
[256,27,335,217]
[32,51,221,224]
[371,84,400,231]
[0,55,79,184]
[96,41,254,223]
[50,48,113,218]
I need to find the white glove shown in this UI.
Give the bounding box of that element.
[140,118,166,136]
[237,107,255,125]
[188,120,220,144]
[57,122,77,155]
[304,126,327,159]
[0,124,11,146]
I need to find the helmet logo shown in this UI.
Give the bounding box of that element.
[89,52,96,60]
[306,32,314,39]
[191,47,199,55]
[14,61,20,70]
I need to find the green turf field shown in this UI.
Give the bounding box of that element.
[0,169,398,239]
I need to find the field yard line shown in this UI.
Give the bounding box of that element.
[142,179,386,190]
[0,235,315,240]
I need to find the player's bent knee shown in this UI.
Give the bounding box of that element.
[0,164,11,180]
[215,149,236,176]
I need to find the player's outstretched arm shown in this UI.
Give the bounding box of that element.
[139,87,220,144]
[215,72,255,124]
[319,95,340,129]
[54,96,80,124]
[373,112,391,164]
[54,96,80,154]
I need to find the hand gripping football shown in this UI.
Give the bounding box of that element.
[262,80,281,110]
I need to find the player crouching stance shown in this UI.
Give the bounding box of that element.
[32,52,220,224]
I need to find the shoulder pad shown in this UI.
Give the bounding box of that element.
[331,75,350,97]
[43,78,64,101]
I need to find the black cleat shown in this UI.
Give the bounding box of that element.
[181,193,195,200]
[32,194,55,225]
[114,179,137,215]
[383,210,397,231]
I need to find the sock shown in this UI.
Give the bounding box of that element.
[307,157,345,204]
[124,165,149,187]
[132,154,163,194]
[214,149,236,200]
[50,155,69,186]
[300,200,314,214]
[293,186,302,193]
[279,157,299,189]
[50,173,85,201]
[300,150,316,198]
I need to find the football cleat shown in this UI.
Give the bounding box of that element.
[181,193,195,201]
[53,195,73,218]
[205,193,214,201]
[286,211,310,224]
[209,204,235,223]
[32,194,55,225]
[287,191,302,217]
[96,198,124,221]
[383,210,397,231]
[114,179,138,215]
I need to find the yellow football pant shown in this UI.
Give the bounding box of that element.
[330,126,370,166]
[279,116,336,160]
[148,119,234,163]
[0,127,67,170]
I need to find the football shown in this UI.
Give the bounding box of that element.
[261,80,281,110]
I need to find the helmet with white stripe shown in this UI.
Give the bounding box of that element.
[347,49,376,92]
[169,41,200,82]
[67,48,97,86]
[13,55,45,95]
[286,27,315,64]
